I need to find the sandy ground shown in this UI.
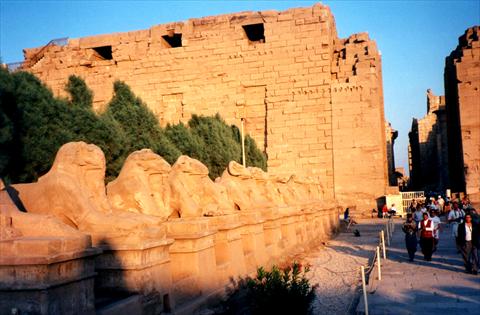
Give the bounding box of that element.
[293,218,387,314]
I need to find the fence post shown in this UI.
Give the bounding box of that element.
[386,222,390,246]
[376,246,382,281]
[361,266,369,315]
[380,230,386,259]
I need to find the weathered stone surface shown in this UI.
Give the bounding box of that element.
[0,187,100,315]
[445,26,480,205]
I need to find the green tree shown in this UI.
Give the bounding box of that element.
[65,75,93,109]
[165,122,206,161]
[231,124,267,171]
[4,71,76,182]
[188,114,242,179]
[0,67,16,182]
[106,81,181,165]
[65,75,128,180]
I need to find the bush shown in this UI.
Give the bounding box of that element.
[246,262,316,315]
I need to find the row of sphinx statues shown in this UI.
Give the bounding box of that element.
[0,141,338,314]
[2,141,330,247]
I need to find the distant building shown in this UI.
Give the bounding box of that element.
[409,26,479,205]
[385,121,398,186]
[408,89,449,192]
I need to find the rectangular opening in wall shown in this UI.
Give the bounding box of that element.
[242,23,265,44]
[162,33,182,48]
[92,46,112,60]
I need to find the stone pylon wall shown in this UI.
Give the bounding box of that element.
[20,3,388,210]
[445,26,480,204]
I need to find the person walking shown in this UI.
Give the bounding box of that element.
[413,205,424,226]
[448,201,465,252]
[419,212,435,261]
[402,214,417,261]
[431,210,441,253]
[437,195,445,213]
[457,214,479,275]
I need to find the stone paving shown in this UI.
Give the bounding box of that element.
[358,217,480,315]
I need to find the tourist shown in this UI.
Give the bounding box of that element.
[408,200,417,214]
[457,214,479,275]
[431,210,441,252]
[470,208,480,226]
[448,201,465,251]
[437,195,445,213]
[382,203,388,219]
[413,205,424,226]
[344,208,357,226]
[402,214,417,261]
[388,203,397,217]
[419,212,435,261]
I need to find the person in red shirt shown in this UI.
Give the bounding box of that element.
[419,212,435,261]
[382,203,388,219]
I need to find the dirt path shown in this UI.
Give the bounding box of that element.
[293,218,386,314]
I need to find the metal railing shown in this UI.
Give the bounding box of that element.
[359,217,395,315]
[401,191,425,213]
[6,37,69,72]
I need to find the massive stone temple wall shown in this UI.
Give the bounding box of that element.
[19,3,389,210]
[445,26,480,204]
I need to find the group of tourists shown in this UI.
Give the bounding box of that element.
[402,195,479,275]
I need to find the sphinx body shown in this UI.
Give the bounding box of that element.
[0,185,92,254]
[13,142,166,246]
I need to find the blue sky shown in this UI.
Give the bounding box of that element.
[1,1,479,174]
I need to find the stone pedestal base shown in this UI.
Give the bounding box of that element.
[94,238,174,315]
[166,218,217,307]
[208,214,247,287]
[0,237,100,315]
[259,209,283,266]
[278,214,298,253]
[238,211,267,274]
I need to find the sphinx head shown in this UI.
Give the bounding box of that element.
[172,155,209,176]
[248,167,269,181]
[51,142,105,180]
[227,161,251,179]
[121,149,171,176]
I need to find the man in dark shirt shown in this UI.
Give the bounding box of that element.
[457,214,479,275]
